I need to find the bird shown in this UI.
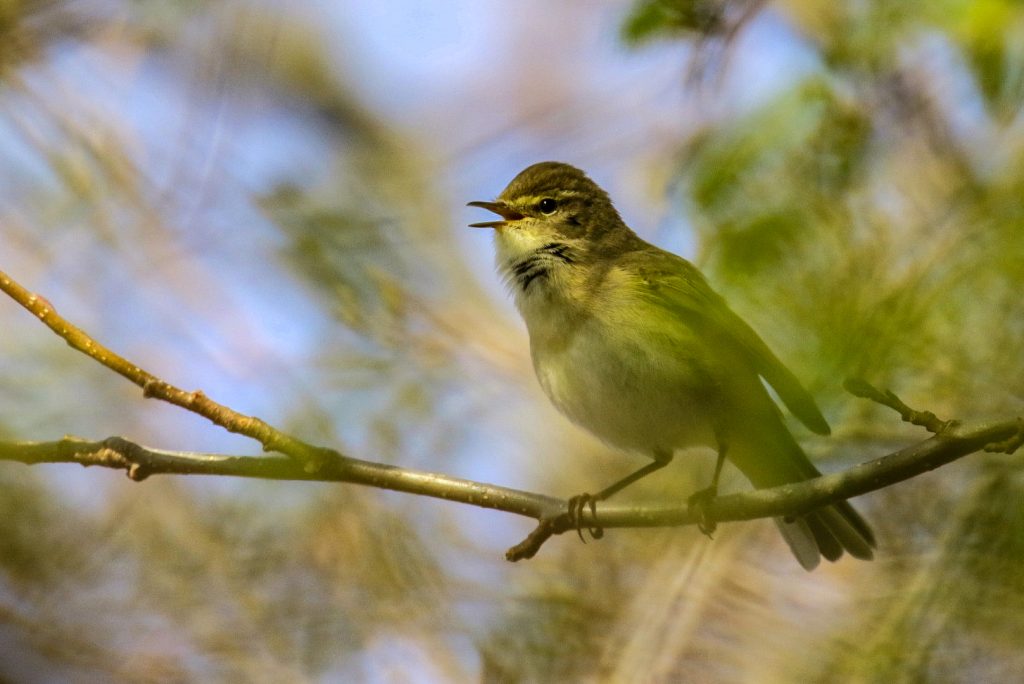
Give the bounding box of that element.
[468,161,875,570]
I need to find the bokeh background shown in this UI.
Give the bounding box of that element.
[2,0,1024,681]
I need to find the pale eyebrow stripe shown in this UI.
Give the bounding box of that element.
[516,190,586,204]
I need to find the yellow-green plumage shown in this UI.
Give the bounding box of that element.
[469,161,874,569]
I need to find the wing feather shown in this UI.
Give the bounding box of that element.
[625,248,830,435]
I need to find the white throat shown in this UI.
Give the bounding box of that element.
[493,228,580,309]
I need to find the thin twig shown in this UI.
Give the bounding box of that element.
[843,378,952,433]
[0,437,563,520]
[0,269,329,470]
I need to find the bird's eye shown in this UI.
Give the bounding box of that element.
[538,198,558,214]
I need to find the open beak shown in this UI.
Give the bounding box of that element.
[467,200,524,228]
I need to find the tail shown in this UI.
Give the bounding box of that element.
[726,413,875,571]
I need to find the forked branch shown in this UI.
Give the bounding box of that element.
[1,269,1020,561]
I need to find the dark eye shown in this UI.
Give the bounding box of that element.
[538,198,557,214]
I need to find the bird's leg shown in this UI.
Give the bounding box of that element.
[567,449,674,542]
[688,440,727,537]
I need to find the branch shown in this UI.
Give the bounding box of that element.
[2,268,1021,561]
[1,408,1019,561]
[508,403,1023,559]
[843,378,952,433]
[0,269,329,470]
[0,437,562,520]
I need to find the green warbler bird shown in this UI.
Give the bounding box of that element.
[468,161,874,570]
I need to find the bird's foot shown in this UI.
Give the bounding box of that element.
[687,485,718,538]
[566,493,604,542]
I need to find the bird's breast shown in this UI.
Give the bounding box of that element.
[522,275,717,453]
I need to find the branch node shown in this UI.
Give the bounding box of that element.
[127,462,151,481]
[505,506,582,561]
[141,380,159,398]
[844,378,951,433]
[984,417,1024,455]
[101,436,151,479]
[506,518,559,561]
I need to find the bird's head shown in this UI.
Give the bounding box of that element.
[468,162,630,267]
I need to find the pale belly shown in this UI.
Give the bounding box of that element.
[529,316,717,455]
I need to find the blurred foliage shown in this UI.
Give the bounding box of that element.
[0,0,1023,682]
[820,465,1024,682]
[956,0,1024,116]
[481,592,615,682]
[622,0,728,44]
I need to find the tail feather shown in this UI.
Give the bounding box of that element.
[817,505,875,560]
[776,518,823,571]
[834,499,877,550]
[776,504,875,570]
[727,411,876,570]
[769,491,875,569]
[806,514,844,562]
